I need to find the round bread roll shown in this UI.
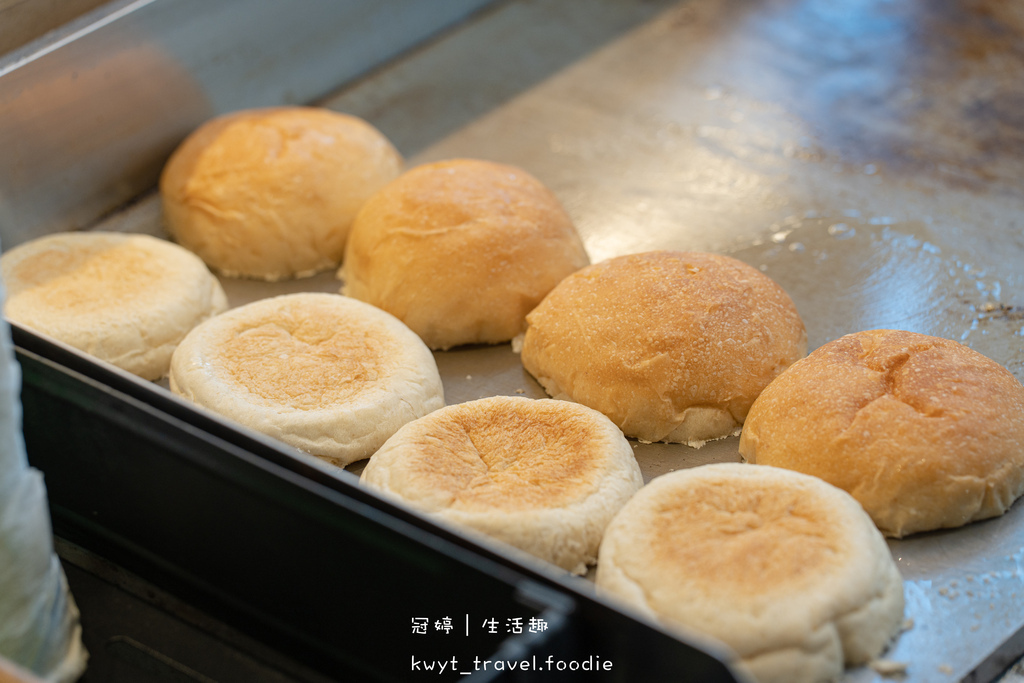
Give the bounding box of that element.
[596,463,905,683]
[169,292,443,466]
[1,231,227,380]
[739,329,1024,537]
[521,250,807,445]
[339,158,590,350]
[360,396,643,574]
[160,107,403,281]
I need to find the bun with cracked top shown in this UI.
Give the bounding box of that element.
[739,328,1024,537]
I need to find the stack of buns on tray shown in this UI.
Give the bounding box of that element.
[3,106,1023,683]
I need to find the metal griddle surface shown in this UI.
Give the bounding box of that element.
[96,1,1024,681]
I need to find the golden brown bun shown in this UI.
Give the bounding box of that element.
[596,463,905,683]
[739,329,1024,537]
[360,396,643,574]
[160,107,402,281]
[521,250,807,445]
[339,158,589,350]
[1,232,227,380]
[169,292,443,466]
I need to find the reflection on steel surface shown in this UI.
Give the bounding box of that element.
[0,0,495,249]
[324,0,1024,680]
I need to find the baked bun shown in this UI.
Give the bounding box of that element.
[739,329,1024,537]
[339,158,589,350]
[1,231,227,380]
[360,396,643,574]
[521,250,807,445]
[169,292,443,466]
[596,463,904,683]
[160,107,403,281]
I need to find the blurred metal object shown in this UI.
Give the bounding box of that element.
[0,0,494,249]
[0,0,109,54]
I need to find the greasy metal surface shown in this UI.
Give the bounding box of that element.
[325,1,1024,681]
[0,0,494,250]
[23,0,1024,681]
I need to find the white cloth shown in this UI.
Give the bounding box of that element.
[0,258,87,681]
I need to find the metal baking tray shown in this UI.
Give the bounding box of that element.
[3,0,1024,682]
[0,1,737,681]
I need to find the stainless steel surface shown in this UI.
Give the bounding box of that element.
[327,1,1024,681]
[5,0,1024,681]
[0,0,494,250]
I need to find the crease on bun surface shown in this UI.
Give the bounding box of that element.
[160,106,403,281]
[596,463,905,683]
[1,231,227,380]
[739,328,1024,537]
[520,250,807,446]
[360,396,643,574]
[169,292,443,466]
[339,158,590,350]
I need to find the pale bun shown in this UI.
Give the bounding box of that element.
[340,158,589,350]
[169,292,443,466]
[1,231,227,380]
[739,329,1024,537]
[360,396,643,574]
[161,107,403,281]
[596,463,905,683]
[521,250,807,445]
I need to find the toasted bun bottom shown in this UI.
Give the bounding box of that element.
[596,463,904,683]
[739,329,1024,537]
[361,396,643,574]
[170,292,443,466]
[1,232,227,380]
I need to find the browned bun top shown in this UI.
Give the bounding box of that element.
[197,295,407,411]
[739,328,1024,537]
[365,397,620,513]
[521,250,807,444]
[1,231,226,380]
[360,396,643,573]
[160,106,403,280]
[169,292,444,467]
[340,158,590,350]
[596,463,905,683]
[641,472,852,597]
